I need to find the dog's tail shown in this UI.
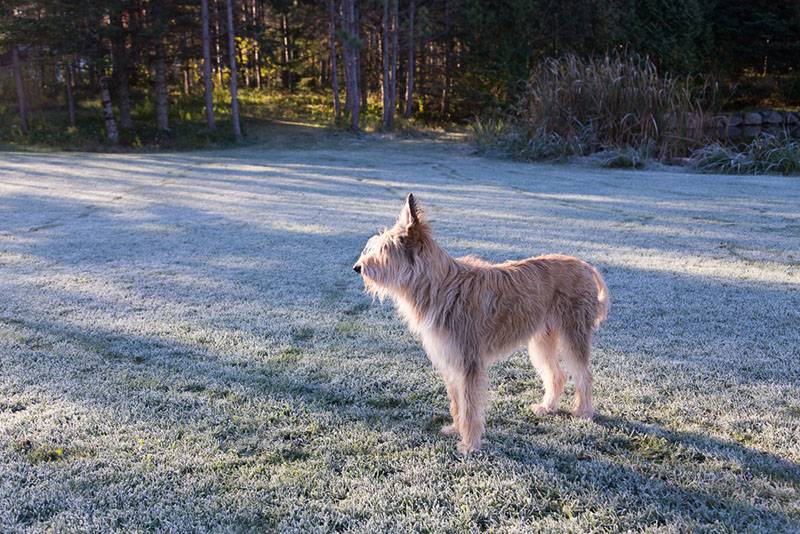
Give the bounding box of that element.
[590,266,610,329]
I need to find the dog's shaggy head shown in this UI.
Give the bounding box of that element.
[354,193,431,300]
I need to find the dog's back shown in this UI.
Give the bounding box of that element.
[453,253,609,356]
[520,253,609,332]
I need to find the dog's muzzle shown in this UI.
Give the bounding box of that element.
[353,264,361,274]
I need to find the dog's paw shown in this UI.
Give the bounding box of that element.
[440,424,459,436]
[532,403,556,416]
[571,406,594,419]
[457,441,480,456]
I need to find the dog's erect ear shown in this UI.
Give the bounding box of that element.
[397,193,420,230]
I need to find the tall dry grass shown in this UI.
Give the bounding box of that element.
[518,52,706,159]
[691,131,800,175]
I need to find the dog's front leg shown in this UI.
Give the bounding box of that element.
[455,363,488,455]
[441,376,461,436]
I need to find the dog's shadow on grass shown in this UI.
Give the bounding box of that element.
[592,413,800,484]
[497,408,799,485]
[483,410,800,529]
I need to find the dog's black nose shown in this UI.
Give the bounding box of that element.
[353,264,361,274]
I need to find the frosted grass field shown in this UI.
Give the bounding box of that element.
[1,131,799,531]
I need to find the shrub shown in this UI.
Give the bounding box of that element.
[517,51,706,160]
[598,145,652,169]
[470,115,512,155]
[691,132,800,175]
[517,130,585,161]
[470,115,589,161]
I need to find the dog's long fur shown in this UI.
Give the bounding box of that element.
[355,194,609,454]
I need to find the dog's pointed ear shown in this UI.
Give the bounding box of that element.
[397,193,420,230]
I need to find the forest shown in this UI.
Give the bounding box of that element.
[1,1,799,149]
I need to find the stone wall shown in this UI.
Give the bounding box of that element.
[709,110,800,139]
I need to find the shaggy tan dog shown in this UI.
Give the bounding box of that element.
[354,194,609,454]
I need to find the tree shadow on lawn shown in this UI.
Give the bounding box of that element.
[492,421,800,530]
[2,177,800,528]
[5,190,797,390]
[5,145,799,273]
[593,414,800,484]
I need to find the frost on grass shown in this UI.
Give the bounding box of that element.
[1,136,799,532]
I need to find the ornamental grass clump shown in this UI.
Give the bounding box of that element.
[691,132,800,175]
[518,52,705,160]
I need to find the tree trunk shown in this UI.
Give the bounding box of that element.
[280,13,292,90]
[357,4,366,112]
[117,66,133,130]
[65,62,76,128]
[397,47,404,112]
[381,1,390,129]
[382,1,389,127]
[390,0,398,119]
[327,0,342,122]
[441,0,452,117]
[112,11,133,130]
[89,63,99,92]
[202,0,217,129]
[215,0,224,86]
[11,45,29,135]
[251,0,262,89]
[341,0,360,131]
[38,57,46,99]
[403,0,415,118]
[74,62,83,87]
[419,40,427,108]
[243,0,251,88]
[342,2,352,113]
[99,74,119,144]
[155,39,169,132]
[382,0,399,129]
[225,0,242,141]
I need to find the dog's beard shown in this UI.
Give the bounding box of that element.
[361,261,412,303]
[362,275,392,303]
[358,244,417,305]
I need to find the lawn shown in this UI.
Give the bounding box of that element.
[1,128,799,531]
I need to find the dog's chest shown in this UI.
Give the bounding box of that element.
[420,330,461,370]
[394,297,462,372]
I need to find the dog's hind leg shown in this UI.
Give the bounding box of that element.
[528,330,565,416]
[441,376,461,436]
[561,328,594,418]
[455,362,488,455]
